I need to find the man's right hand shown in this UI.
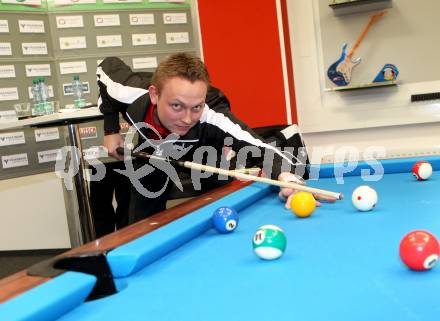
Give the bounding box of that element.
[104,133,124,160]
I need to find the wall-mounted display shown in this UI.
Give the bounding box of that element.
[0,0,194,180]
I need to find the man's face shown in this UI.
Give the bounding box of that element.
[149,77,207,136]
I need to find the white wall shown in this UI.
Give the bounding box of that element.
[287,0,440,160]
[0,172,71,250]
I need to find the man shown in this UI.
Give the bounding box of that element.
[97,52,312,224]
[89,160,131,237]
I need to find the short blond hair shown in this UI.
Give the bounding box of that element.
[151,52,210,94]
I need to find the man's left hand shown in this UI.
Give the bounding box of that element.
[278,172,336,209]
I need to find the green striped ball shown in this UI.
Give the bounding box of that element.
[252,225,287,260]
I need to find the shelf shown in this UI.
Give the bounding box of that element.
[329,0,393,15]
[326,80,398,92]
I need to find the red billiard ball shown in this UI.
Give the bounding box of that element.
[412,161,432,180]
[399,230,440,271]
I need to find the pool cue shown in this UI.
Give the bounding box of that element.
[116,148,343,200]
[228,167,261,175]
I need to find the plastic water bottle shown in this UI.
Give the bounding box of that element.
[72,75,86,108]
[39,77,53,114]
[31,78,42,116]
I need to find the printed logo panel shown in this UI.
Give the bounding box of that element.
[96,35,122,48]
[38,149,62,163]
[132,57,157,70]
[2,153,29,169]
[0,132,25,146]
[0,20,9,33]
[79,126,97,140]
[22,43,48,55]
[163,13,187,24]
[59,61,87,75]
[25,64,51,77]
[56,16,84,29]
[129,14,154,25]
[0,65,15,78]
[59,37,87,50]
[0,43,12,56]
[62,82,90,96]
[0,87,19,101]
[18,20,45,33]
[132,33,157,46]
[94,14,120,27]
[165,32,190,44]
[35,128,60,142]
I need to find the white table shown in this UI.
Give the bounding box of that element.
[0,107,103,245]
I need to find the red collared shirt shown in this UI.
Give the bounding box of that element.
[144,102,170,139]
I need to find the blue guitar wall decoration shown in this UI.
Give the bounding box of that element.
[328,11,386,86]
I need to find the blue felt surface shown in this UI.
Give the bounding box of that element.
[107,183,272,277]
[0,272,96,321]
[56,161,440,321]
[314,155,440,178]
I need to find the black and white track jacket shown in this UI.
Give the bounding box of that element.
[97,57,303,180]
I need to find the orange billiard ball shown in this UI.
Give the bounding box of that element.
[290,192,316,218]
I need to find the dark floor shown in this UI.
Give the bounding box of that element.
[0,199,192,279]
[0,249,67,279]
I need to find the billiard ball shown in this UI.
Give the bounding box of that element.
[399,230,440,271]
[212,206,239,233]
[252,225,287,260]
[412,161,432,181]
[290,191,316,218]
[351,185,378,211]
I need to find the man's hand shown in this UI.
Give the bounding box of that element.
[103,133,124,160]
[278,172,336,209]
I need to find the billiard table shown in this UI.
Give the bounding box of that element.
[1,156,440,321]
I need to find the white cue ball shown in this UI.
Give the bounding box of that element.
[352,185,378,212]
